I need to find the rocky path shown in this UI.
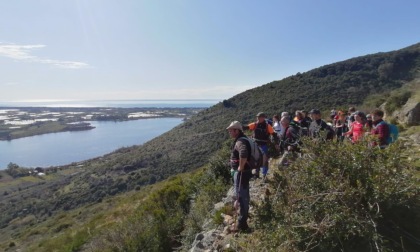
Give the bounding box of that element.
[189,160,279,252]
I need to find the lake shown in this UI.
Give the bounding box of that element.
[0,118,183,169]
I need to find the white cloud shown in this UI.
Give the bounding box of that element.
[0,43,89,69]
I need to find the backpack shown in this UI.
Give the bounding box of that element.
[252,121,270,144]
[239,137,264,169]
[377,121,399,144]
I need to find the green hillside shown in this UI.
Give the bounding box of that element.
[1,42,420,251]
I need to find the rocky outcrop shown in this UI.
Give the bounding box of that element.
[391,97,420,126]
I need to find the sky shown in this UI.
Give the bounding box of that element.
[1,0,420,102]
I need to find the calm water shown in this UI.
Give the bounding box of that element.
[0,118,183,169]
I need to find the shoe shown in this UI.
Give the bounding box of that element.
[236,222,249,231]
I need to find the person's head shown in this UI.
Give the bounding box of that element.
[348,107,356,114]
[295,111,304,120]
[273,114,280,122]
[371,109,384,122]
[366,114,372,121]
[280,116,290,127]
[281,111,289,118]
[335,111,344,121]
[256,112,266,123]
[226,121,243,138]
[301,110,308,117]
[354,111,365,122]
[309,109,321,120]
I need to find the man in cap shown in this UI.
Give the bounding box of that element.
[226,121,252,231]
[308,109,334,140]
[243,112,279,180]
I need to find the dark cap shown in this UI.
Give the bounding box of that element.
[256,112,266,117]
[309,109,321,114]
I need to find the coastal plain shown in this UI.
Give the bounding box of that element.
[0,107,202,141]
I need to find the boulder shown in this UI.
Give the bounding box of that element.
[392,98,420,126]
[189,229,222,252]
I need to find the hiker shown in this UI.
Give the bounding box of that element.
[243,112,279,179]
[347,107,356,130]
[330,108,337,120]
[334,111,347,142]
[226,121,252,231]
[365,114,373,131]
[344,111,365,143]
[272,114,282,137]
[293,110,310,137]
[309,109,334,140]
[280,116,300,153]
[279,111,290,135]
[369,109,390,148]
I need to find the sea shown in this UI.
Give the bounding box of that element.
[0,99,219,169]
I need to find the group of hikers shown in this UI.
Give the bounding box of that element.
[226,107,398,232]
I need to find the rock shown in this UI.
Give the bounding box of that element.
[223,226,230,235]
[222,187,236,204]
[391,98,420,126]
[190,229,220,252]
[214,202,225,211]
[222,214,234,226]
[409,132,420,145]
[195,233,205,241]
[201,219,213,230]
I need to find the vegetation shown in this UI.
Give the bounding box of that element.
[248,138,420,251]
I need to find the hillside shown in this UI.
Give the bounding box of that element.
[1,42,420,250]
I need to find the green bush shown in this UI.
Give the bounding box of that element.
[89,144,232,251]
[254,139,419,251]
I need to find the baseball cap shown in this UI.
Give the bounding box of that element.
[309,109,321,114]
[256,112,266,117]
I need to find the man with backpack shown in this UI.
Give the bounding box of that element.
[309,109,335,141]
[226,121,253,231]
[243,112,279,180]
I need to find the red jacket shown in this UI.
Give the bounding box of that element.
[371,119,389,147]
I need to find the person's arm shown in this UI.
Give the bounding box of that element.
[268,124,280,150]
[344,123,353,136]
[242,122,254,131]
[238,157,248,172]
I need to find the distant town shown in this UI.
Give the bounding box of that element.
[0,106,203,140]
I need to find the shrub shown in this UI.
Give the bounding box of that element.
[254,139,419,251]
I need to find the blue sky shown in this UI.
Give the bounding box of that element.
[1,0,419,102]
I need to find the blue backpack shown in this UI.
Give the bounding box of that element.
[378,121,399,144]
